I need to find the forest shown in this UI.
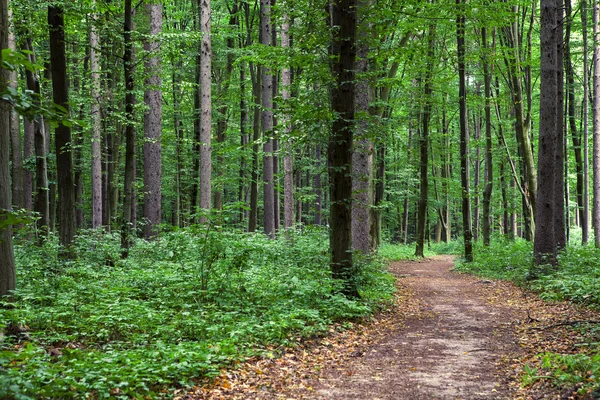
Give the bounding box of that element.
[1,0,600,398]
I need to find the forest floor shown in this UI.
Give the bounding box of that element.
[178,256,600,399]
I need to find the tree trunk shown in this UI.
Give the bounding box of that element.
[457,0,473,262]
[534,0,559,265]
[352,45,372,254]
[582,0,590,244]
[328,0,358,297]
[0,0,15,296]
[593,0,600,247]
[314,145,322,225]
[282,13,294,230]
[416,24,435,257]
[482,26,493,246]
[261,0,275,237]
[8,7,22,210]
[143,1,162,238]
[554,2,566,249]
[49,4,75,251]
[199,0,212,221]
[121,0,136,256]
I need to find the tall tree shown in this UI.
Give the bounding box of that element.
[481,26,493,246]
[90,2,102,229]
[48,3,75,251]
[593,0,600,247]
[457,0,472,261]
[582,0,590,244]
[199,0,212,221]
[328,0,358,297]
[0,0,15,296]
[534,0,559,265]
[143,1,163,237]
[282,12,294,230]
[8,6,22,210]
[121,0,137,256]
[261,0,275,237]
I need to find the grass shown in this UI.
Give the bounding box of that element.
[0,226,394,399]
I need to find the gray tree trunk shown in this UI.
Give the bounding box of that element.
[90,7,102,228]
[0,0,15,296]
[482,26,493,246]
[457,0,473,262]
[534,0,559,264]
[582,0,590,244]
[261,0,275,237]
[8,7,22,210]
[199,0,212,221]
[281,13,294,230]
[593,0,600,247]
[143,2,162,237]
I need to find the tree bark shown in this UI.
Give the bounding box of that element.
[282,13,294,230]
[457,0,473,262]
[582,0,590,244]
[90,4,103,229]
[143,1,162,237]
[0,0,15,296]
[534,0,559,265]
[8,7,22,210]
[121,0,137,256]
[48,4,75,252]
[481,26,493,246]
[593,0,600,247]
[261,0,275,237]
[329,0,358,297]
[199,0,212,221]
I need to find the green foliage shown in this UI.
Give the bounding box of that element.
[378,242,435,260]
[0,228,394,398]
[522,352,600,396]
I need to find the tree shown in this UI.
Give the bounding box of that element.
[0,0,15,296]
[281,11,294,230]
[457,0,472,262]
[49,3,75,252]
[199,0,212,221]
[481,26,493,247]
[143,1,163,237]
[328,0,358,297]
[534,0,560,265]
[261,0,275,237]
[8,6,22,211]
[593,0,600,247]
[90,1,102,229]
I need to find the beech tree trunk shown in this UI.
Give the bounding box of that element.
[199,0,212,221]
[593,0,600,247]
[328,0,358,297]
[535,0,559,265]
[457,0,473,262]
[481,26,493,246]
[0,0,15,296]
[282,13,294,230]
[121,0,137,256]
[49,4,75,251]
[582,0,590,244]
[143,1,162,237]
[261,0,275,237]
[8,7,22,210]
[90,4,102,229]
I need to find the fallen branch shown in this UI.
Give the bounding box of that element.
[529,320,600,331]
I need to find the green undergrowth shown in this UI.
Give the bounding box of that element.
[0,226,394,399]
[451,235,600,395]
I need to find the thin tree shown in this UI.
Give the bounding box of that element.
[481,26,493,246]
[534,0,559,264]
[0,0,15,296]
[328,0,359,297]
[8,6,22,210]
[457,0,473,261]
[199,0,212,221]
[282,12,294,230]
[261,0,275,237]
[593,0,600,247]
[143,1,163,237]
[582,0,590,244]
[48,3,75,252]
[90,2,102,229]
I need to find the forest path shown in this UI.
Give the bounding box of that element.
[303,255,520,399]
[181,256,536,399]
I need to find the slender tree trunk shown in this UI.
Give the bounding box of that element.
[534,0,559,265]
[199,0,212,221]
[352,45,372,254]
[416,24,435,257]
[594,0,600,247]
[457,0,473,261]
[554,2,566,249]
[582,0,590,244]
[143,1,162,237]
[121,0,136,256]
[473,110,481,242]
[248,63,260,232]
[239,60,248,226]
[49,4,75,251]
[314,145,323,225]
[328,0,358,297]
[282,13,294,230]
[0,0,15,295]
[482,26,493,246]
[23,118,33,211]
[8,7,22,210]
[90,6,103,229]
[261,0,275,237]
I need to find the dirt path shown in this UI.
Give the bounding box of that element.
[306,255,520,399]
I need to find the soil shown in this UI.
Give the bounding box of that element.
[179,256,599,400]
